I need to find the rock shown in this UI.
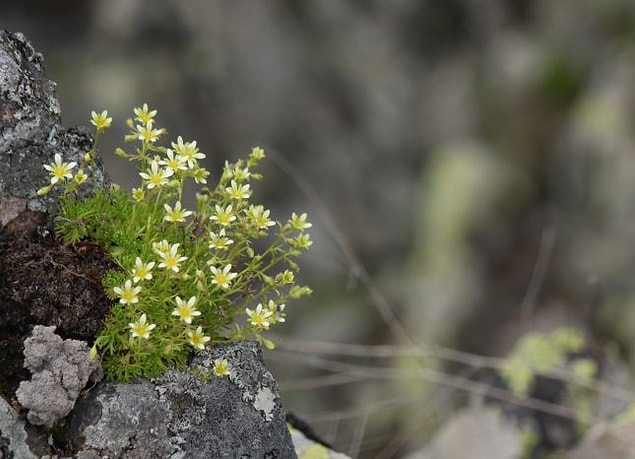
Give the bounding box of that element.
[406,404,523,459]
[2,341,298,458]
[0,30,60,161]
[566,423,635,459]
[0,30,103,226]
[0,28,112,421]
[0,396,36,459]
[290,426,351,459]
[16,325,102,427]
[65,341,296,458]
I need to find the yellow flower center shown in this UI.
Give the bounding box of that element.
[251,314,267,326]
[52,164,70,180]
[164,256,179,269]
[149,174,165,186]
[135,267,149,278]
[217,273,229,284]
[121,289,137,304]
[178,307,194,320]
[214,362,230,376]
[134,324,150,336]
[138,113,152,124]
[217,214,232,225]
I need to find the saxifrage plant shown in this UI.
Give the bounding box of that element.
[38,105,312,381]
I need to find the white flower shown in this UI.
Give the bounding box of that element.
[208,229,234,250]
[192,166,210,184]
[152,239,171,256]
[134,103,157,124]
[171,296,201,324]
[43,153,77,185]
[129,313,156,339]
[158,243,188,272]
[90,110,112,131]
[209,264,238,289]
[247,205,275,230]
[250,146,265,161]
[294,233,312,249]
[246,303,273,329]
[267,299,286,324]
[159,149,187,174]
[187,326,211,349]
[213,358,231,377]
[225,180,251,200]
[139,161,173,189]
[131,257,155,283]
[290,212,312,230]
[113,280,141,304]
[171,136,205,167]
[210,204,236,227]
[232,166,251,182]
[164,201,193,223]
[136,121,163,143]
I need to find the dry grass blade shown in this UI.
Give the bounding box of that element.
[270,334,635,406]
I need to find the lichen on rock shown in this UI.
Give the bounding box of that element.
[63,341,297,458]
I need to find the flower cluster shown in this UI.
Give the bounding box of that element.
[44,105,312,381]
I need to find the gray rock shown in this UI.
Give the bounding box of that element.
[0,396,37,459]
[0,30,103,226]
[566,423,635,459]
[289,426,351,459]
[0,29,60,207]
[407,404,522,459]
[67,341,296,458]
[16,325,102,427]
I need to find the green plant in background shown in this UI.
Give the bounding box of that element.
[499,327,597,433]
[39,104,312,381]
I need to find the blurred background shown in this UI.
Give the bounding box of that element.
[5,0,635,457]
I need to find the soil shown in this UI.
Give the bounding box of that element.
[0,210,116,399]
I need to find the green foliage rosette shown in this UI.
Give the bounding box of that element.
[39,105,312,381]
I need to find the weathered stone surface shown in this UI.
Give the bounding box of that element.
[566,423,635,459]
[66,341,297,458]
[0,30,102,224]
[290,426,351,459]
[0,396,36,459]
[16,326,102,427]
[406,404,522,459]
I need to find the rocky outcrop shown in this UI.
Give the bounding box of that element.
[65,341,296,459]
[0,30,99,217]
[0,30,300,458]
